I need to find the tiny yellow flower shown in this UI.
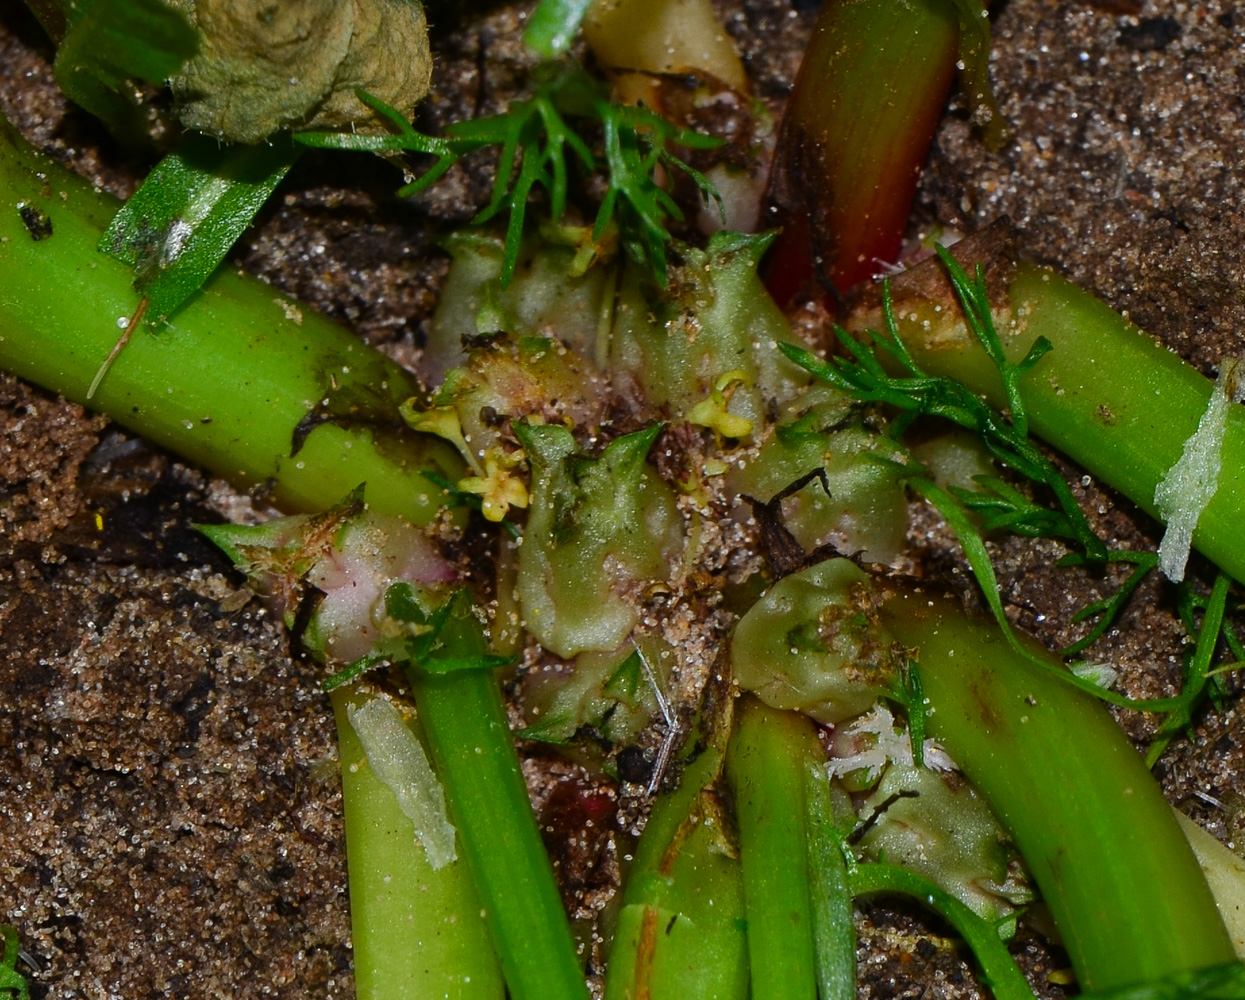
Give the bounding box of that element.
[400,401,481,472]
[458,448,529,522]
[687,369,753,440]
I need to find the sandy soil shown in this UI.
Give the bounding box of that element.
[2,1,1244,997]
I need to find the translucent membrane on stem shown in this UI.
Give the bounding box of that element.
[867,241,1245,584]
[331,686,502,1000]
[345,694,456,869]
[1154,357,1245,582]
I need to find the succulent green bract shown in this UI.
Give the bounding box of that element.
[856,765,1032,922]
[727,389,909,564]
[198,492,456,664]
[520,638,672,749]
[422,231,614,387]
[610,231,809,434]
[731,559,904,724]
[515,422,681,659]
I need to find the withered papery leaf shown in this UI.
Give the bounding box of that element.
[171,0,431,144]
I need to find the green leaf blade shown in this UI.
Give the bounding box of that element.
[0,925,30,1000]
[54,0,196,141]
[99,133,300,321]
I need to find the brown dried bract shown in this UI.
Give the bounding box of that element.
[170,0,432,143]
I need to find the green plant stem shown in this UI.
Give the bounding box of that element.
[1077,963,1245,1000]
[846,863,1033,1000]
[406,662,589,1000]
[603,744,748,1000]
[0,113,461,523]
[880,587,1237,994]
[766,0,961,298]
[330,685,503,1000]
[804,761,856,1000]
[879,251,1245,583]
[725,696,820,1000]
[23,0,66,41]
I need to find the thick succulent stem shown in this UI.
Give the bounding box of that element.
[803,762,856,1000]
[725,696,821,1000]
[766,0,961,299]
[875,245,1245,583]
[330,685,503,1000]
[0,115,461,523]
[404,607,590,1000]
[603,744,748,1000]
[880,587,1236,993]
